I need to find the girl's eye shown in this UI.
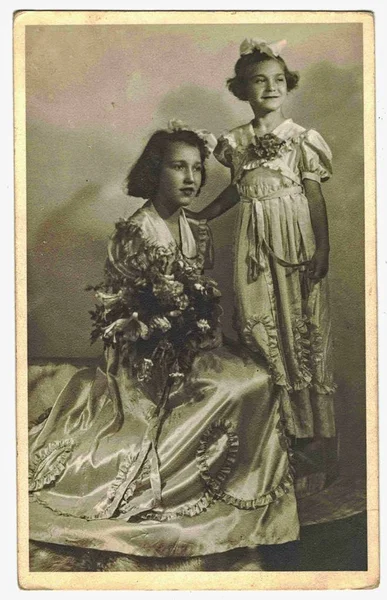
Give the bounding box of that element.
[194,165,202,172]
[172,164,184,170]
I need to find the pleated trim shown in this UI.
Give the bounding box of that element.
[29,439,75,492]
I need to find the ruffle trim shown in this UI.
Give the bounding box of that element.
[303,317,337,395]
[29,439,75,492]
[138,492,214,522]
[292,317,313,391]
[29,416,294,522]
[91,450,143,519]
[196,419,294,510]
[196,419,239,494]
[241,313,336,395]
[242,314,290,390]
[218,471,294,510]
[186,218,215,270]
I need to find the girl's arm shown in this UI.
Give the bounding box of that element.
[303,179,330,281]
[186,183,240,222]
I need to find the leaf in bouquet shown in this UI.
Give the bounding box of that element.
[178,339,199,372]
[212,302,224,322]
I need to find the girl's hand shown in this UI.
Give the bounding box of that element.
[307,246,329,282]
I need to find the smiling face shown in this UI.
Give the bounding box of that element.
[155,141,203,212]
[244,59,288,114]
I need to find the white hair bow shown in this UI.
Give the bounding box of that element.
[239,38,287,58]
[167,119,217,157]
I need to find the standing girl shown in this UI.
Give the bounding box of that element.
[190,39,337,494]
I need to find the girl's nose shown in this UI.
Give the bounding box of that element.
[267,79,276,91]
[184,168,194,182]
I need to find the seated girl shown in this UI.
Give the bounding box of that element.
[28,122,299,561]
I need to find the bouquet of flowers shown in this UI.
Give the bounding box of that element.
[88,231,222,386]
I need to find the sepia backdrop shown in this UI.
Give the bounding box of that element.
[26,22,365,474]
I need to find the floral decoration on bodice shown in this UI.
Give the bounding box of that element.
[247,133,291,163]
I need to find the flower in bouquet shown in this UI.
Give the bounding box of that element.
[197,319,211,333]
[149,316,172,334]
[103,313,150,343]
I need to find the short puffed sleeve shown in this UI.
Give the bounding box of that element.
[106,219,144,279]
[299,129,332,183]
[213,132,236,169]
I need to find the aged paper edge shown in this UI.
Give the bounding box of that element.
[14,9,379,591]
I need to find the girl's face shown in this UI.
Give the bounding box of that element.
[155,141,203,211]
[244,59,288,113]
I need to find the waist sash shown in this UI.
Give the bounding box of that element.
[241,186,310,281]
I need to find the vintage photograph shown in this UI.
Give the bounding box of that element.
[15,11,377,590]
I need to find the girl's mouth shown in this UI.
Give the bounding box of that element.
[181,188,196,197]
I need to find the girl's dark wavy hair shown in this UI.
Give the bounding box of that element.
[227,50,300,101]
[126,129,207,199]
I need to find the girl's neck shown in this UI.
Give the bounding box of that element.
[251,110,286,136]
[152,197,181,225]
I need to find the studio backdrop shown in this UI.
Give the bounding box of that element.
[26,22,365,476]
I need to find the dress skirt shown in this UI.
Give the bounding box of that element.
[28,344,299,557]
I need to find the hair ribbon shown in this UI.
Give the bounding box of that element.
[239,38,287,58]
[167,119,217,157]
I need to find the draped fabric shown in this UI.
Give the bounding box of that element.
[214,119,336,440]
[28,203,300,557]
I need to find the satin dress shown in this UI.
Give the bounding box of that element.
[28,202,299,558]
[214,119,336,443]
